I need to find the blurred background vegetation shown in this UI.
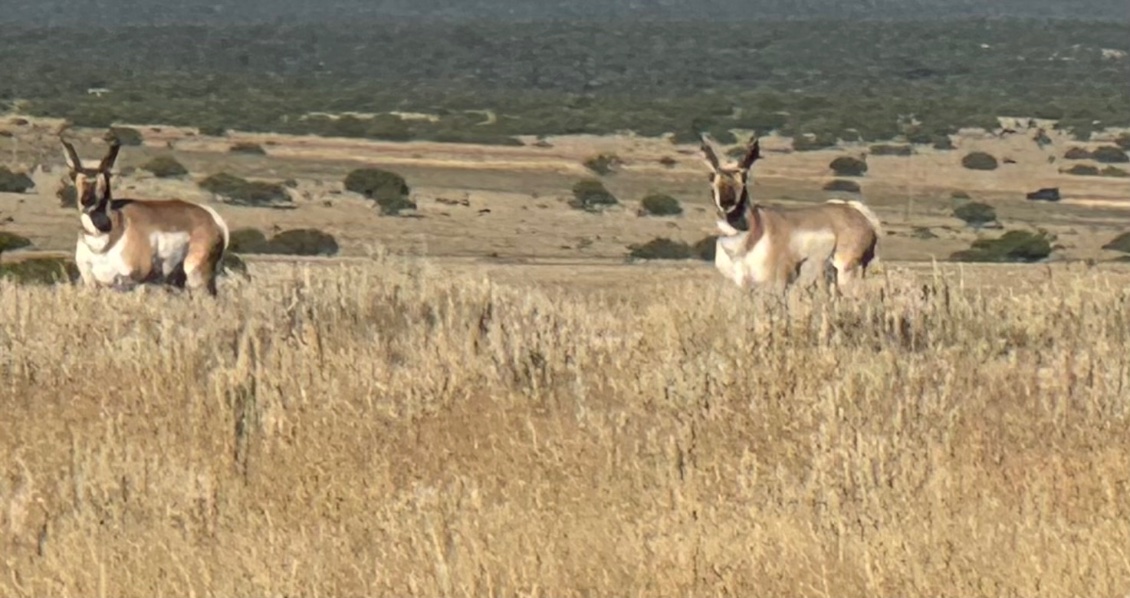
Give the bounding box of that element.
[0,10,1126,145]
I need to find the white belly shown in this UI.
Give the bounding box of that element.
[75,231,192,288]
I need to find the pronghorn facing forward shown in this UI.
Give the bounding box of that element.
[701,134,882,294]
[61,135,231,296]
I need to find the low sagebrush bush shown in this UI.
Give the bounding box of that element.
[0,257,79,285]
[0,167,35,193]
[141,155,188,178]
[627,237,694,260]
[0,231,32,254]
[570,179,619,212]
[638,193,683,216]
[199,173,290,207]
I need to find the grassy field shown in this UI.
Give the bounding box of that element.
[2,115,1130,596]
[1,256,1129,596]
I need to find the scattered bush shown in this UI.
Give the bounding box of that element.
[1025,187,1061,202]
[830,155,868,177]
[1101,166,1129,177]
[1064,147,1092,160]
[628,237,694,260]
[229,142,267,155]
[638,193,683,216]
[951,190,971,200]
[1065,164,1099,176]
[57,184,77,208]
[228,227,271,253]
[220,253,250,279]
[961,151,999,171]
[569,179,619,212]
[953,201,997,228]
[0,167,35,193]
[199,173,290,206]
[658,156,677,168]
[869,144,913,157]
[0,231,32,254]
[199,125,227,137]
[264,228,340,256]
[344,167,413,215]
[141,155,188,178]
[823,179,861,193]
[1092,146,1129,164]
[911,226,938,239]
[692,235,717,261]
[950,230,1054,263]
[226,227,339,256]
[107,126,143,146]
[582,153,623,176]
[0,257,79,285]
[1116,133,1130,151]
[932,136,956,150]
[1101,232,1130,254]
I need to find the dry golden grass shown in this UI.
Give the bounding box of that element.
[2,255,1129,597]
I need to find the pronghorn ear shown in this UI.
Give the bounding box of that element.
[699,133,721,173]
[738,135,761,172]
[98,137,122,173]
[60,138,83,173]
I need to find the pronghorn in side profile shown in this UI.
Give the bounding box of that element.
[61,134,232,296]
[700,134,882,294]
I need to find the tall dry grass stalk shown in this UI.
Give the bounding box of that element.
[1,255,1128,597]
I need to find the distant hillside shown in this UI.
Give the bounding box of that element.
[4,0,1126,26]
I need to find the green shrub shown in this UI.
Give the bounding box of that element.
[1065,164,1099,176]
[953,201,997,228]
[1116,133,1130,151]
[0,167,35,193]
[1101,232,1130,254]
[57,185,77,208]
[220,253,250,280]
[227,227,339,256]
[199,173,290,206]
[228,227,271,253]
[961,152,999,171]
[932,136,956,150]
[141,155,188,178]
[951,190,971,200]
[950,230,1053,263]
[1064,147,1092,160]
[823,179,861,193]
[263,228,339,256]
[0,257,79,285]
[0,231,32,254]
[344,167,412,214]
[199,125,227,137]
[1101,166,1129,177]
[829,156,867,177]
[569,179,619,212]
[692,235,717,261]
[107,126,143,146]
[869,144,913,157]
[582,153,623,176]
[628,237,694,260]
[1092,146,1129,164]
[638,193,683,216]
[229,142,267,155]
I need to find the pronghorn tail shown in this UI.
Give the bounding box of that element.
[200,204,249,281]
[826,198,883,261]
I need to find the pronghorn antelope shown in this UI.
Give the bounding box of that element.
[700,134,882,294]
[61,135,231,296]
